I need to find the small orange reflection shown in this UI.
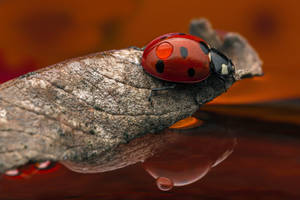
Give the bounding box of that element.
[169,117,203,129]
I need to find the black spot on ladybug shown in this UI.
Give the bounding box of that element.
[187,68,195,77]
[180,47,188,59]
[199,42,210,54]
[178,33,186,35]
[155,60,164,73]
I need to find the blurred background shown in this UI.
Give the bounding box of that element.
[0,0,299,104]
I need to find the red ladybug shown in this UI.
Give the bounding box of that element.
[141,33,234,84]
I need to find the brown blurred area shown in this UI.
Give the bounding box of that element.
[0,0,299,103]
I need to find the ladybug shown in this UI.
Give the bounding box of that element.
[141,33,235,85]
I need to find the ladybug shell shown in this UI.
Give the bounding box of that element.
[142,33,211,83]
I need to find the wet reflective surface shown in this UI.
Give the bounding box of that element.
[142,118,236,189]
[0,99,300,199]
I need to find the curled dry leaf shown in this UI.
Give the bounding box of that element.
[0,19,263,173]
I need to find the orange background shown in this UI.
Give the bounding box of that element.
[0,0,299,104]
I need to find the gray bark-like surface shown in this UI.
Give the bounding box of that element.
[0,19,263,173]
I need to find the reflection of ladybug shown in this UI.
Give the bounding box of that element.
[141,33,235,84]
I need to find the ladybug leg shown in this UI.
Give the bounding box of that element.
[128,46,143,51]
[217,76,227,92]
[148,85,176,103]
[128,46,146,51]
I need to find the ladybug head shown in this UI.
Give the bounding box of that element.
[209,48,235,77]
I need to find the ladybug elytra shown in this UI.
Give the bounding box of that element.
[141,33,235,84]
